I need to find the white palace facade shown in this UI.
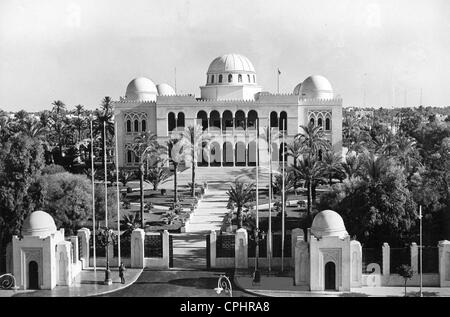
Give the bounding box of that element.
[112,53,343,168]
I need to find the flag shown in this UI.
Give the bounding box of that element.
[278,68,281,75]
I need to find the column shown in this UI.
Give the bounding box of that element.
[210,230,217,268]
[439,240,450,287]
[77,228,91,269]
[69,236,79,264]
[291,228,303,267]
[131,229,145,269]
[162,230,170,269]
[382,242,390,276]
[410,242,418,274]
[235,228,248,269]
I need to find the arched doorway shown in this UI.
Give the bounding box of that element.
[28,261,39,289]
[235,142,246,166]
[210,142,221,166]
[248,141,257,166]
[324,262,336,290]
[223,142,233,166]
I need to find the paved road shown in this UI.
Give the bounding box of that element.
[97,269,254,297]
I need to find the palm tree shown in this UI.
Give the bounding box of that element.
[272,170,296,198]
[145,159,171,190]
[120,213,140,238]
[396,135,422,175]
[342,153,363,179]
[360,149,387,182]
[286,139,304,168]
[290,156,324,224]
[166,135,188,204]
[180,124,212,197]
[321,151,344,185]
[226,180,255,229]
[22,118,47,139]
[72,104,87,142]
[50,100,67,158]
[133,131,162,228]
[295,122,330,160]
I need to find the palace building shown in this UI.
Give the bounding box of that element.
[112,53,343,168]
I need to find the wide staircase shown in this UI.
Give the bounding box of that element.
[171,167,270,269]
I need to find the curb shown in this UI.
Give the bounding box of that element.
[232,273,271,297]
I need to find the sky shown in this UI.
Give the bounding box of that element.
[0,0,449,112]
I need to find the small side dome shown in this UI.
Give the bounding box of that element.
[299,75,334,99]
[311,210,348,239]
[125,77,157,101]
[22,210,57,238]
[293,82,302,95]
[156,83,176,96]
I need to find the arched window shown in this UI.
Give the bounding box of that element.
[228,74,233,83]
[253,75,256,83]
[247,110,258,129]
[310,117,315,126]
[211,75,214,84]
[219,74,223,83]
[168,112,176,131]
[135,151,140,163]
[210,110,220,129]
[279,111,287,131]
[177,112,185,128]
[127,150,132,163]
[126,120,131,132]
[270,111,278,128]
[141,119,146,132]
[238,74,242,83]
[197,111,208,130]
[235,110,246,130]
[318,117,323,128]
[247,74,251,83]
[134,119,139,132]
[222,110,233,132]
[325,117,331,131]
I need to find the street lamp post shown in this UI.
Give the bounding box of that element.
[419,205,423,297]
[250,228,266,284]
[98,227,115,285]
[214,275,233,297]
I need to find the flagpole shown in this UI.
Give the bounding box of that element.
[419,205,423,297]
[268,118,272,272]
[277,69,280,94]
[115,119,121,265]
[256,118,259,272]
[281,127,285,272]
[104,121,108,228]
[90,119,96,271]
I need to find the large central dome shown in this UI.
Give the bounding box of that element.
[207,53,256,74]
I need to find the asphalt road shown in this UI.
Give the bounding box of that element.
[97,269,254,297]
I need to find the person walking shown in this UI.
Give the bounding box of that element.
[119,262,126,284]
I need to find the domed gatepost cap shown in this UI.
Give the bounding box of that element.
[311,209,348,239]
[22,210,57,238]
